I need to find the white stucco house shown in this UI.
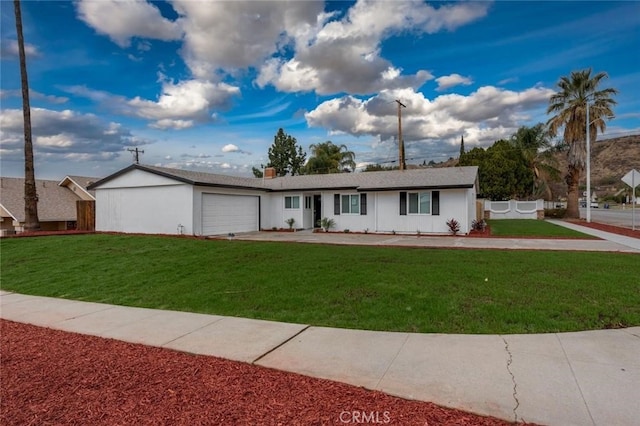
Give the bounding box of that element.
[87,164,479,236]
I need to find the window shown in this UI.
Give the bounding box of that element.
[305,196,312,209]
[285,196,300,209]
[341,194,360,214]
[401,192,432,215]
[335,193,367,215]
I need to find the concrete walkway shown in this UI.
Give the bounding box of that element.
[223,221,640,253]
[2,291,639,426]
[547,219,640,251]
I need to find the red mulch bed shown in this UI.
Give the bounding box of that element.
[0,320,524,425]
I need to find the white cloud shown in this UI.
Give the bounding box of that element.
[256,0,488,95]
[305,84,555,150]
[128,78,240,129]
[0,108,150,162]
[76,0,182,47]
[63,78,240,130]
[436,74,474,91]
[0,89,68,104]
[171,0,324,79]
[0,39,39,59]
[222,144,239,153]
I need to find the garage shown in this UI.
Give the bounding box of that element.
[202,193,259,235]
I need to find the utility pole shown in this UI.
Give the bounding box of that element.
[395,99,406,170]
[128,147,144,164]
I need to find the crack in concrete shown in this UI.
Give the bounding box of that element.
[501,336,520,423]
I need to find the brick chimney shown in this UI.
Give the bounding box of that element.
[264,167,276,179]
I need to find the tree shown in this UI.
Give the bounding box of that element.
[267,128,306,176]
[251,166,263,178]
[14,0,40,231]
[363,163,397,172]
[510,124,560,200]
[459,142,533,200]
[459,135,465,157]
[305,141,356,174]
[547,69,617,218]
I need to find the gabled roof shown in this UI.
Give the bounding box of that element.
[0,177,82,222]
[89,164,478,193]
[87,164,261,191]
[58,175,97,199]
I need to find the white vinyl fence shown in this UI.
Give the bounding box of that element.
[484,199,544,219]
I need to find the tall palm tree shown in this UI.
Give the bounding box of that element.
[510,123,560,200]
[305,141,356,174]
[547,69,617,218]
[14,0,40,231]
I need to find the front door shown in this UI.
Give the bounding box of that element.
[313,195,322,228]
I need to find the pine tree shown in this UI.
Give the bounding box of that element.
[267,128,306,176]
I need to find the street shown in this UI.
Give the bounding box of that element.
[580,206,639,229]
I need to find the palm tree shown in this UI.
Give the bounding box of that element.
[305,141,356,174]
[547,69,617,218]
[510,123,560,200]
[14,0,40,231]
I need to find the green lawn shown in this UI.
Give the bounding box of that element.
[488,219,594,238]
[2,234,638,334]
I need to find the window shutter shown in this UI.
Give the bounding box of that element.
[432,191,440,216]
[399,192,407,215]
[334,194,340,215]
[360,193,367,215]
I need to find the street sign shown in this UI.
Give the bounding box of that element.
[621,169,639,231]
[622,169,640,188]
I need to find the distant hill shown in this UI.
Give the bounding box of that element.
[550,134,640,200]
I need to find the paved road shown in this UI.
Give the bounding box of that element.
[580,206,639,229]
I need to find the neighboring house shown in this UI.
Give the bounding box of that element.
[88,164,479,236]
[0,176,96,234]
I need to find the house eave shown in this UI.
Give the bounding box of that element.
[193,182,266,192]
[265,186,358,193]
[357,184,475,192]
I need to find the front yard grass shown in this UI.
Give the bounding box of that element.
[2,234,638,334]
[488,219,594,238]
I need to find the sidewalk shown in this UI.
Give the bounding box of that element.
[2,291,638,426]
[547,219,640,251]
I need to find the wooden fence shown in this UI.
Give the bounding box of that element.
[76,200,95,231]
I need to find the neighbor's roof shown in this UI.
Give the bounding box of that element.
[89,164,478,192]
[58,175,98,198]
[0,177,85,222]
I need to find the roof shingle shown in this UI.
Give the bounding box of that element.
[90,164,478,193]
[0,177,95,222]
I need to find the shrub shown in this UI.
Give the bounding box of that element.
[320,217,335,232]
[471,219,487,232]
[285,218,295,230]
[544,208,566,219]
[343,229,350,233]
[446,218,461,235]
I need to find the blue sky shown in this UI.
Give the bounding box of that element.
[1,0,638,179]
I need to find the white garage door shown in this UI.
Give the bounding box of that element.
[202,194,259,235]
